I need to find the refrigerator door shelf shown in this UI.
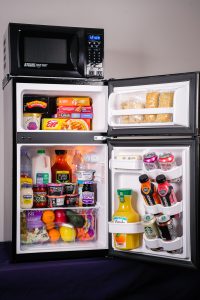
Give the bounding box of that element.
[143,165,183,181]
[109,159,143,170]
[144,236,183,252]
[144,201,183,216]
[108,221,144,234]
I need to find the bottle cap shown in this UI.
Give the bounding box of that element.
[117,189,132,196]
[158,214,170,223]
[55,150,66,155]
[37,149,45,154]
[156,174,166,184]
[143,214,154,222]
[139,174,149,183]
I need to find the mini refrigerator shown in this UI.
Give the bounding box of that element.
[3,72,200,268]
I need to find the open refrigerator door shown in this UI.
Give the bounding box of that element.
[108,140,198,266]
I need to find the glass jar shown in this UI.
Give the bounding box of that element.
[21,183,33,209]
[33,184,47,208]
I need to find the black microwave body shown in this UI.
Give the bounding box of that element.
[3,23,104,79]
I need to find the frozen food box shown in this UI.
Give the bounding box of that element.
[57,112,93,119]
[56,97,92,107]
[23,95,51,115]
[42,118,91,130]
[57,106,93,113]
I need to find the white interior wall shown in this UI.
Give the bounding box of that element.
[1,0,200,241]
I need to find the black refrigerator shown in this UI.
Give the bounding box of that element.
[3,72,200,268]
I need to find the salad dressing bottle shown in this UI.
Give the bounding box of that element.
[112,189,140,250]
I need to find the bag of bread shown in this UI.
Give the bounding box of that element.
[119,115,129,124]
[145,92,159,123]
[156,114,173,123]
[159,92,174,107]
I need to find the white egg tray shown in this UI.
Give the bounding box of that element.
[108,222,144,234]
[144,236,183,251]
[144,201,183,215]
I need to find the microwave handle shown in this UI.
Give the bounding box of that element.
[70,33,85,76]
[70,35,79,71]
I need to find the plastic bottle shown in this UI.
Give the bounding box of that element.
[51,150,72,183]
[139,174,161,205]
[71,150,84,182]
[21,150,32,178]
[112,189,140,250]
[156,174,177,206]
[32,149,51,184]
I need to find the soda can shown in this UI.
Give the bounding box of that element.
[157,214,177,241]
[158,152,176,171]
[143,152,159,170]
[143,214,160,239]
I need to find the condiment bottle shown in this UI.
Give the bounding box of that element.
[112,189,140,250]
[20,183,33,209]
[51,150,72,183]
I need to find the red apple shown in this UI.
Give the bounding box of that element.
[54,210,67,224]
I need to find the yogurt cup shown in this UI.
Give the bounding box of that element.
[76,169,95,181]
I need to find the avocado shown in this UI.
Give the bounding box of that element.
[66,210,85,228]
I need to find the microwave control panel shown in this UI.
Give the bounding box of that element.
[86,33,104,78]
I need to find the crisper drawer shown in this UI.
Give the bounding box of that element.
[108,72,198,136]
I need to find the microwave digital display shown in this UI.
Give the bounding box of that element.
[88,35,101,41]
[24,37,67,64]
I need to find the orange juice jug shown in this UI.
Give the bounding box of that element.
[112,189,140,250]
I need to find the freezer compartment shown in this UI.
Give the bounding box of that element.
[17,144,108,254]
[109,146,191,261]
[16,82,108,133]
[108,81,189,128]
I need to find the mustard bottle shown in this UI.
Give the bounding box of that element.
[112,189,140,250]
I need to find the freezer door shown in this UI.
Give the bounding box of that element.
[108,138,199,268]
[108,72,198,137]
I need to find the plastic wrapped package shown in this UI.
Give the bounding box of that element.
[156,114,173,123]
[159,92,174,107]
[145,92,159,123]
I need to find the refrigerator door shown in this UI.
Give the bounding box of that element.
[108,72,198,137]
[108,138,199,268]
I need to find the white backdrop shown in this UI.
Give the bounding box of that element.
[1,0,200,241]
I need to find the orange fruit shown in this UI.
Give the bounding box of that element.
[48,228,60,242]
[46,222,55,230]
[115,234,126,244]
[42,210,55,224]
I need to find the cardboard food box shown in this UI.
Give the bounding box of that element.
[23,96,51,115]
[42,118,91,130]
[56,97,92,107]
[57,112,93,119]
[57,106,93,113]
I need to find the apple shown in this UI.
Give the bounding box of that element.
[54,210,67,224]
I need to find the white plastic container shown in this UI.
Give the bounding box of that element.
[32,149,51,184]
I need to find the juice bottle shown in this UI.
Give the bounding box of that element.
[156,174,177,206]
[51,150,72,183]
[112,189,140,250]
[139,174,161,205]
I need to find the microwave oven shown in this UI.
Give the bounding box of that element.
[3,23,104,80]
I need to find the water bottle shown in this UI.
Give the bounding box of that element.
[21,150,32,178]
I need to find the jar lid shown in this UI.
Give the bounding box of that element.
[33,184,47,188]
[21,183,32,188]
